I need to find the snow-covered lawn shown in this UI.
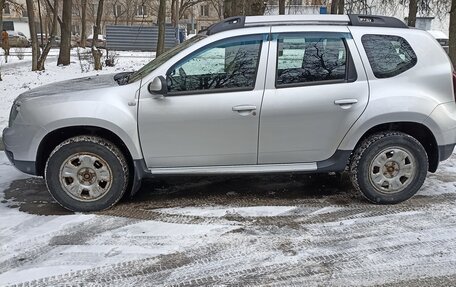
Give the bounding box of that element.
[0,48,153,131]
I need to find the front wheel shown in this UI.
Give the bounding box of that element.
[349,132,428,204]
[45,136,129,212]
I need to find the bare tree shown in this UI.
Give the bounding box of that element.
[37,0,58,70]
[408,0,418,26]
[92,0,104,70]
[58,0,72,66]
[279,0,285,14]
[26,0,39,71]
[208,0,224,19]
[338,0,345,14]
[450,0,456,64]
[156,0,166,56]
[224,0,266,17]
[81,0,87,47]
[331,0,339,14]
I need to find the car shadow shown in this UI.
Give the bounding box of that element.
[2,173,360,216]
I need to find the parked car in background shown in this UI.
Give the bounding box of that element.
[36,33,61,47]
[86,34,106,48]
[428,30,449,53]
[7,31,29,47]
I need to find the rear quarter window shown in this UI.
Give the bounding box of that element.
[361,34,417,78]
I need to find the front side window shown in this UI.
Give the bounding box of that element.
[167,35,263,93]
[361,34,417,78]
[276,34,347,87]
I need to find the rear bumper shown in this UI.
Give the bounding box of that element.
[438,144,455,161]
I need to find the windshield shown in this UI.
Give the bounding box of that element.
[128,34,206,83]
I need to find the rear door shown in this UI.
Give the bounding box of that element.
[258,26,369,164]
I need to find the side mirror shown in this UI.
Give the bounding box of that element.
[147,76,168,95]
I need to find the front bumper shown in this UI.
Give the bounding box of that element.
[3,127,38,175]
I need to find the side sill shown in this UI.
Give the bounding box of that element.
[150,162,317,175]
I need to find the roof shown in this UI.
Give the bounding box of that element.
[205,14,408,35]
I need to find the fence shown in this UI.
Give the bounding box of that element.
[106,25,178,52]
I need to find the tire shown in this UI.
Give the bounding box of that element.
[349,132,428,204]
[45,136,129,212]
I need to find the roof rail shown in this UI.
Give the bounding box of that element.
[244,15,350,26]
[348,14,408,29]
[205,14,408,35]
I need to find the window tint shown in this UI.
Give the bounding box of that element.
[276,34,347,86]
[167,35,262,93]
[361,34,417,78]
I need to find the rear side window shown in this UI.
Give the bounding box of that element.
[361,35,417,78]
[276,34,348,87]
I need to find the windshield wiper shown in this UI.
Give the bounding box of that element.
[114,72,134,85]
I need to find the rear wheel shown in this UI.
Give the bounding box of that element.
[349,132,428,204]
[45,136,129,212]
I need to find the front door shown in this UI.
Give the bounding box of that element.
[139,34,268,168]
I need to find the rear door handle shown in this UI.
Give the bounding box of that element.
[334,99,358,105]
[232,105,257,116]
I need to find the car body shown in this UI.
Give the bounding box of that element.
[428,30,449,53]
[3,14,456,211]
[7,31,28,47]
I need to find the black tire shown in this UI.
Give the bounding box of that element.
[45,136,129,212]
[349,132,428,204]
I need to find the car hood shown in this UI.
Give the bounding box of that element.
[17,74,119,100]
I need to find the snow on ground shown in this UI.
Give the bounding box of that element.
[0,48,153,131]
[1,151,456,285]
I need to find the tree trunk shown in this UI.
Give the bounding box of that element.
[331,0,339,14]
[449,0,456,65]
[279,0,285,15]
[37,0,58,70]
[81,0,87,47]
[92,0,104,70]
[0,0,4,34]
[407,0,418,27]
[156,0,166,56]
[224,0,265,17]
[338,0,345,14]
[171,0,177,26]
[58,0,72,66]
[0,0,4,80]
[26,0,40,71]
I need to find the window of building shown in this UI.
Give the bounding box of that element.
[276,33,347,87]
[361,34,417,78]
[136,5,147,16]
[3,3,10,14]
[289,0,302,5]
[200,4,209,17]
[113,4,121,16]
[167,35,263,94]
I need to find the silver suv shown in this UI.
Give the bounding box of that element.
[3,15,456,211]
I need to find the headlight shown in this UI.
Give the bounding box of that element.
[8,101,21,127]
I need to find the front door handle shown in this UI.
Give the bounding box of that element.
[232,105,257,116]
